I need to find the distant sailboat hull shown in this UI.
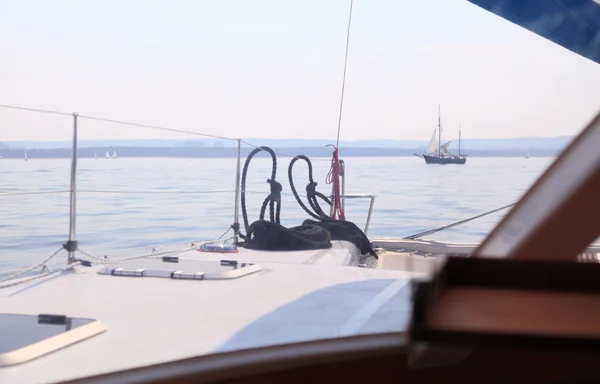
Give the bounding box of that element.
[418,106,467,165]
[423,154,466,165]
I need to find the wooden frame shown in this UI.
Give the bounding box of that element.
[475,109,600,261]
[408,108,600,366]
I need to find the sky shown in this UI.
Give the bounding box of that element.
[1,0,600,143]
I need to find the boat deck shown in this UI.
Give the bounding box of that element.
[0,241,424,384]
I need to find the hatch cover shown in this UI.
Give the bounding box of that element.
[98,258,262,280]
[0,313,106,367]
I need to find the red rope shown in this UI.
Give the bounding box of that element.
[325,144,345,220]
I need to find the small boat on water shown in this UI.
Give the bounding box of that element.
[415,106,467,165]
[24,150,27,161]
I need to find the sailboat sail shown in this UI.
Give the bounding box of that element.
[425,129,437,153]
[105,151,109,159]
[440,141,452,156]
[112,150,117,158]
[24,150,28,161]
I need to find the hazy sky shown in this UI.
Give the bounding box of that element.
[1,0,600,143]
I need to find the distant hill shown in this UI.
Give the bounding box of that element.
[0,146,562,159]
[0,135,575,151]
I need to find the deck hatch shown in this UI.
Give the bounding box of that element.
[98,259,261,280]
[0,313,106,367]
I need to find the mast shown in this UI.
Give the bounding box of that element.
[459,124,461,157]
[437,105,442,157]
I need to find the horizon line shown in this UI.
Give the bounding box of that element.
[0,134,575,143]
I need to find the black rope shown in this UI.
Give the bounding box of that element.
[240,150,377,256]
[240,146,282,235]
[245,220,332,251]
[288,155,332,220]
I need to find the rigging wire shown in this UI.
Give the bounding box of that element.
[335,0,354,149]
[0,104,72,117]
[0,103,325,161]
[77,114,236,141]
[76,189,235,195]
[0,103,240,141]
[0,189,318,197]
[0,247,63,284]
[0,190,71,196]
[324,0,354,221]
[403,203,517,240]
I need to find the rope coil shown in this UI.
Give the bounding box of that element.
[240,146,281,235]
[288,155,332,220]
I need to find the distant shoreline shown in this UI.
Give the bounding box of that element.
[0,146,560,159]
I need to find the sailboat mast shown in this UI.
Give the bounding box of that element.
[459,124,461,156]
[437,105,441,157]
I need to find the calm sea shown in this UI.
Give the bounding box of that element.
[0,155,553,270]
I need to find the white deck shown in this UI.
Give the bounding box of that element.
[372,237,600,256]
[0,241,423,384]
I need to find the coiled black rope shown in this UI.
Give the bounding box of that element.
[240,149,375,256]
[288,155,332,220]
[241,146,282,235]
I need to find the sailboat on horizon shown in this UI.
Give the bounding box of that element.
[112,150,117,159]
[24,150,28,161]
[414,106,467,165]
